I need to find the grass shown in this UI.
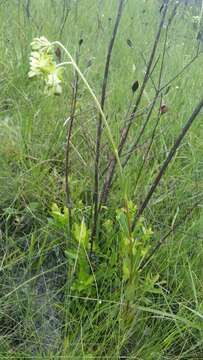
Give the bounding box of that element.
[0,0,203,358]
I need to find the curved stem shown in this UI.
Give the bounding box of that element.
[56,62,72,68]
[52,41,123,179]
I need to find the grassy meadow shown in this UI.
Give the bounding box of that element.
[0,0,203,358]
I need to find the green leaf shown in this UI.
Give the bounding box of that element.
[123,258,130,280]
[73,218,89,248]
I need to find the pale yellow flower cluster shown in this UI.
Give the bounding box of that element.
[28,37,63,96]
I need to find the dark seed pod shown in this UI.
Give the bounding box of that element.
[160,103,168,114]
[55,47,61,62]
[132,80,139,93]
[159,3,164,13]
[127,38,133,48]
[79,38,83,47]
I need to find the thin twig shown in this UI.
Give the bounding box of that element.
[65,49,80,232]
[59,0,71,39]
[122,94,159,168]
[90,0,125,253]
[25,0,30,19]
[160,53,199,94]
[140,51,158,92]
[101,105,153,177]
[132,96,203,230]
[122,50,200,165]
[125,17,170,173]
[133,98,163,190]
[120,54,162,169]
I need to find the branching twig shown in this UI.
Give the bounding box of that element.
[99,0,170,207]
[124,16,170,173]
[123,12,170,171]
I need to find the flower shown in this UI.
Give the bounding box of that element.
[28,36,64,96]
[192,16,201,26]
[30,36,52,53]
[44,67,63,96]
[28,51,54,78]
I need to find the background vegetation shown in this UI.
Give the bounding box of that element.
[0,0,203,358]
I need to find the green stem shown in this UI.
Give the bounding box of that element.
[56,61,72,68]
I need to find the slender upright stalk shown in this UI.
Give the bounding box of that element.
[25,0,30,19]
[90,0,125,253]
[133,98,162,190]
[65,50,80,233]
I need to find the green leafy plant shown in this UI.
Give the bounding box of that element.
[49,200,155,304]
